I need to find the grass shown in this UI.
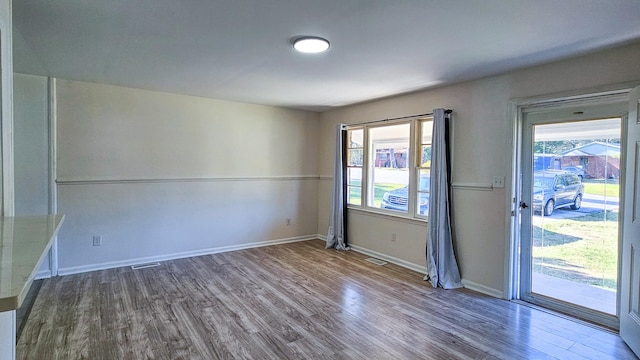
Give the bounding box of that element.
[532,211,618,290]
[582,182,619,197]
[348,181,405,207]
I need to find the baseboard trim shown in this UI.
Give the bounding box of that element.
[58,235,318,276]
[328,236,504,298]
[348,244,428,275]
[34,270,52,280]
[317,234,420,271]
[56,233,504,299]
[461,279,503,298]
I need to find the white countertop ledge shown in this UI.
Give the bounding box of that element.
[0,215,65,312]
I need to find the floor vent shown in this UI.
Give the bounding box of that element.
[131,262,161,270]
[365,258,387,266]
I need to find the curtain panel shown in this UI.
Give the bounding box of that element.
[425,108,463,289]
[326,123,349,250]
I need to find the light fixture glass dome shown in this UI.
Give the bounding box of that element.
[292,36,330,53]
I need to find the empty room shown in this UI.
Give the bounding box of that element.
[1,1,640,359]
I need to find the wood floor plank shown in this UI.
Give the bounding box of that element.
[17,240,637,359]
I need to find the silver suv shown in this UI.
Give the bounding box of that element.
[532,171,584,216]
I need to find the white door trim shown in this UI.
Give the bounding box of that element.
[507,88,632,330]
[48,77,58,276]
[619,85,640,356]
[507,89,633,299]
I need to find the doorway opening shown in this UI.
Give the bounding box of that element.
[531,119,620,315]
[515,96,627,329]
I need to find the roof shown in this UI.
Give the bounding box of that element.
[561,142,621,157]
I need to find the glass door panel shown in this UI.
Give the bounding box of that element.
[521,116,621,325]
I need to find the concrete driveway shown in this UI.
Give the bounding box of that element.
[536,193,619,219]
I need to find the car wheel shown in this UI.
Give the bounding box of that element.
[578,175,583,181]
[543,199,555,216]
[570,194,582,210]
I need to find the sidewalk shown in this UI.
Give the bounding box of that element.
[532,272,616,315]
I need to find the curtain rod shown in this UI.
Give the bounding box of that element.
[346,109,452,127]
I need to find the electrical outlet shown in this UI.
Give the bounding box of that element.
[391,232,397,242]
[92,235,102,246]
[492,176,505,188]
[285,218,291,226]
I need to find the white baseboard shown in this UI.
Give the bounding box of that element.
[58,235,318,276]
[348,244,428,275]
[55,233,504,300]
[461,279,503,298]
[334,238,504,299]
[35,270,52,280]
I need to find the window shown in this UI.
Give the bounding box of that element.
[370,123,410,212]
[347,117,434,220]
[416,119,433,216]
[346,128,363,205]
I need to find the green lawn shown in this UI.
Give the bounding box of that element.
[582,182,619,197]
[348,181,405,207]
[533,211,618,290]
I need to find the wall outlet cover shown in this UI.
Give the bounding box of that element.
[492,176,505,188]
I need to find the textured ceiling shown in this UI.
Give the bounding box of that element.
[13,0,640,111]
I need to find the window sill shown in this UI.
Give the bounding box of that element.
[346,206,428,226]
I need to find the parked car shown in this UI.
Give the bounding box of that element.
[381,175,430,215]
[532,170,584,216]
[562,166,585,180]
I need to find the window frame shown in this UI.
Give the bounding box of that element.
[346,116,433,221]
[416,118,434,218]
[366,121,413,213]
[346,127,364,206]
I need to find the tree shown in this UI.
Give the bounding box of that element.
[421,146,431,167]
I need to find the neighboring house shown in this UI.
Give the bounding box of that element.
[561,142,621,180]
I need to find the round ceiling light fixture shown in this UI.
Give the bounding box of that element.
[292,36,330,53]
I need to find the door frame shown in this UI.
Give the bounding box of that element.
[506,85,640,325]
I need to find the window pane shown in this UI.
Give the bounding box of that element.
[421,120,433,143]
[421,145,432,167]
[347,167,361,185]
[417,168,431,216]
[348,129,363,148]
[370,124,410,211]
[348,186,361,205]
[348,149,363,166]
[347,168,361,205]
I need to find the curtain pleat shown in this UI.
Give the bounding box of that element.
[424,109,463,289]
[327,123,349,250]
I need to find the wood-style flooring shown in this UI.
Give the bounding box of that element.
[17,240,637,359]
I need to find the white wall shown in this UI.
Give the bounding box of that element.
[55,80,320,273]
[0,0,13,216]
[13,73,49,215]
[0,1,15,358]
[13,73,51,275]
[318,42,640,295]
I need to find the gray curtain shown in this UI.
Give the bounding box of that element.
[326,123,349,250]
[424,108,463,289]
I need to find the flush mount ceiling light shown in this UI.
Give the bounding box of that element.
[292,36,330,53]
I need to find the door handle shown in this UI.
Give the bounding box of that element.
[520,202,529,209]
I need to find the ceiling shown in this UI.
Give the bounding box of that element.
[12,0,640,112]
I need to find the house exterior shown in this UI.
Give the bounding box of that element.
[561,142,621,180]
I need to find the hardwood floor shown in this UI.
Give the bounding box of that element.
[17,240,636,359]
